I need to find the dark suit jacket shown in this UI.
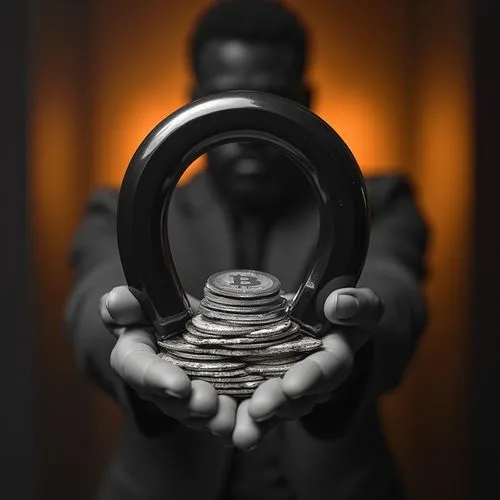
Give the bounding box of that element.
[65,173,427,500]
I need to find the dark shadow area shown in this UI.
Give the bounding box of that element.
[0,0,36,498]
[471,1,500,499]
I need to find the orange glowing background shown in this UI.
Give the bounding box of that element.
[30,1,472,499]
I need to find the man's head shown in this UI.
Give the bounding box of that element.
[188,1,312,214]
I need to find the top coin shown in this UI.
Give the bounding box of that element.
[206,270,281,298]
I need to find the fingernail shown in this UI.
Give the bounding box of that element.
[333,294,358,319]
[105,290,117,320]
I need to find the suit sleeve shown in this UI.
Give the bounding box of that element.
[300,174,428,439]
[64,188,178,436]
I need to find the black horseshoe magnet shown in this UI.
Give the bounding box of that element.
[117,91,370,338]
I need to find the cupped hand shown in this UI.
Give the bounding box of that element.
[232,287,383,450]
[100,286,237,440]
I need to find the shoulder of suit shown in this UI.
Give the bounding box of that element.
[84,186,120,216]
[82,176,216,220]
[364,173,415,214]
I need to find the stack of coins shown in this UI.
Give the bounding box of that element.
[157,270,322,398]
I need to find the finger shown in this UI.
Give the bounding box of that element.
[233,399,280,451]
[187,380,219,419]
[247,378,288,422]
[309,334,354,392]
[99,293,125,338]
[103,286,147,326]
[151,381,218,422]
[99,294,117,329]
[324,287,383,327]
[281,358,324,399]
[282,335,354,398]
[110,328,191,398]
[205,395,238,437]
[182,394,238,447]
[323,327,370,357]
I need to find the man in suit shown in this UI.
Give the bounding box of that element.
[65,2,428,499]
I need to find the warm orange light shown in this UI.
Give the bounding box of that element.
[88,0,411,190]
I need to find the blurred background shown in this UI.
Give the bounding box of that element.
[2,0,499,499]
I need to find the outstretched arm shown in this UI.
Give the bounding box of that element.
[64,188,131,405]
[64,188,234,438]
[232,175,428,447]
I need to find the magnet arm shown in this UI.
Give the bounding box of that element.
[117,91,370,337]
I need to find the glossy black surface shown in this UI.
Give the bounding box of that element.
[117,91,370,336]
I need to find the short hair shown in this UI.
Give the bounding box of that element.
[189,1,308,77]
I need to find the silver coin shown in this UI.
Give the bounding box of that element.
[233,329,300,344]
[190,315,258,336]
[200,297,288,315]
[161,332,320,358]
[159,352,245,371]
[191,314,292,332]
[184,368,249,378]
[199,307,286,324]
[212,380,263,390]
[158,338,248,358]
[182,329,298,346]
[242,353,305,364]
[165,350,226,362]
[203,290,285,308]
[216,388,256,397]
[243,322,299,339]
[245,363,297,375]
[185,323,300,346]
[206,270,281,298]
[158,337,203,352]
[182,331,298,348]
[185,322,234,338]
[260,336,322,354]
[191,373,264,383]
[169,345,257,358]
[166,338,317,358]
[231,336,322,358]
[199,307,288,323]
[214,334,301,351]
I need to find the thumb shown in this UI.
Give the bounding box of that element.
[100,286,146,326]
[323,287,383,327]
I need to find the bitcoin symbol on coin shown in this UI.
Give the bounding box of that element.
[205,270,281,298]
[229,274,261,288]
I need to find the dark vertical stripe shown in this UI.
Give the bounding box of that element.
[0,0,36,498]
[472,0,500,499]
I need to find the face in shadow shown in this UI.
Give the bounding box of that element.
[192,40,313,214]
